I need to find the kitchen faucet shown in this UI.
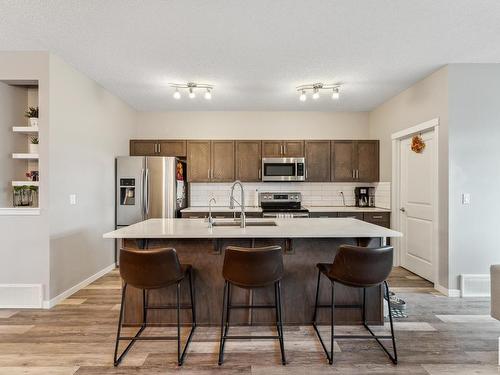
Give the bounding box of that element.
[229,180,246,228]
[340,191,346,206]
[208,197,216,229]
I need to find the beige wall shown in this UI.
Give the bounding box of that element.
[135,111,370,139]
[48,55,136,299]
[368,66,449,288]
[0,52,51,301]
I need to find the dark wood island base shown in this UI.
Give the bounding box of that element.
[121,237,384,326]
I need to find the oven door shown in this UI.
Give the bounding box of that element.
[262,158,304,181]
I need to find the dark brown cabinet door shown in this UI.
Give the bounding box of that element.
[331,141,356,181]
[130,140,157,156]
[211,140,235,182]
[305,141,330,181]
[187,141,211,182]
[235,140,262,181]
[262,141,283,157]
[283,141,304,157]
[157,140,187,157]
[356,140,379,182]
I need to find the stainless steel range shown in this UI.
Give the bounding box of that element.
[259,192,309,218]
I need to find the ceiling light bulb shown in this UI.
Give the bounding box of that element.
[188,87,196,99]
[204,88,212,100]
[312,88,320,100]
[331,88,340,100]
[299,90,307,102]
[173,88,181,99]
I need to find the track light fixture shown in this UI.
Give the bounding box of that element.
[296,82,341,102]
[169,82,214,100]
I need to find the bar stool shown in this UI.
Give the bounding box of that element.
[218,245,286,366]
[114,248,196,366]
[312,245,397,365]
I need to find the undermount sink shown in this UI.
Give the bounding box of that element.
[212,220,277,227]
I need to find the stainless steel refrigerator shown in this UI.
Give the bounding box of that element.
[116,156,187,227]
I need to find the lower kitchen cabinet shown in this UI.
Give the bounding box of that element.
[362,212,390,228]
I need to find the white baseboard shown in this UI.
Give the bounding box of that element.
[42,263,116,309]
[0,284,43,308]
[435,284,461,297]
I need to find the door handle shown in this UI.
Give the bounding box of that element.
[400,207,406,212]
[140,168,145,219]
[145,168,150,217]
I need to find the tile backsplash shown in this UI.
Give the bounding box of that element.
[189,182,391,209]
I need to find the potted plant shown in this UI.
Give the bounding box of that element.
[25,106,39,127]
[29,136,39,154]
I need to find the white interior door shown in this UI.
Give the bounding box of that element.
[399,130,435,281]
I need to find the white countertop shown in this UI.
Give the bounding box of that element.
[304,206,391,213]
[181,206,262,213]
[181,206,390,213]
[103,218,401,239]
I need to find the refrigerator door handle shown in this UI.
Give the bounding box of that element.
[140,168,145,220]
[145,168,150,218]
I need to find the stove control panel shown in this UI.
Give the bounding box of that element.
[258,192,302,204]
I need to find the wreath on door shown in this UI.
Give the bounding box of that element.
[411,135,425,153]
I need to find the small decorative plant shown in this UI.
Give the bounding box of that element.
[12,185,38,207]
[26,171,39,182]
[25,106,39,127]
[25,106,39,118]
[29,136,39,153]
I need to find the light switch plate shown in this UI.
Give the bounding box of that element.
[69,194,76,205]
[461,193,470,205]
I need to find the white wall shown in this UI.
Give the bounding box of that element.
[447,64,500,290]
[48,55,136,299]
[135,111,369,139]
[0,52,50,304]
[368,67,449,288]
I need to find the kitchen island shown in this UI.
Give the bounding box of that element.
[104,218,401,326]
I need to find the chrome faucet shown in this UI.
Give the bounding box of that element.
[340,191,346,207]
[208,197,216,229]
[229,180,246,228]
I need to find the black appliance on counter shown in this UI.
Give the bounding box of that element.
[259,192,309,218]
[354,186,375,207]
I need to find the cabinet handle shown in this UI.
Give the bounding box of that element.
[284,144,287,155]
[280,145,283,155]
[372,215,383,219]
[211,169,214,179]
[305,169,308,179]
[208,169,210,179]
[158,143,161,153]
[352,169,355,179]
[356,169,359,179]
[258,168,261,179]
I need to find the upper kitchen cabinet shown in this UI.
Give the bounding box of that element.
[305,141,330,181]
[211,140,235,182]
[331,140,379,182]
[187,140,235,182]
[157,140,187,157]
[130,139,187,157]
[187,140,212,182]
[130,140,157,156]
[356,140,379,182]
[235,140,262,181]
[262,140,304,157]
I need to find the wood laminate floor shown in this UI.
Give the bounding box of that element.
[0,267,498,374]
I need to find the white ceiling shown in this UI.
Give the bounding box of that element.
[1,0,500,112]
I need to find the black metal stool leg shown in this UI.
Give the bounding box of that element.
[385,281,398,364]
[178,269,197,366]
[276,281,286,365]
[312,269,321,323]
[113,283,127,366]
[176,282,181,366]
[218,281,228,365]
[330,281,335,365]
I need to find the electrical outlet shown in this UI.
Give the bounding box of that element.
[69,194,76,205]
[461,193,470,205]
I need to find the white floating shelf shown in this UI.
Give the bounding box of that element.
[12,153,39,160]
[12,126,39,134]
[12,181,39,187]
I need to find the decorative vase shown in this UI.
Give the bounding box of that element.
[29,143,38,154]
[29,117,38,127]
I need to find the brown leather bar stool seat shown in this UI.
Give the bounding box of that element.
[218,245,286,366]
[114,248,196,366]
[312,245,397,365]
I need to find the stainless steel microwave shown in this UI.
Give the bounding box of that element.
[261,157,306,181]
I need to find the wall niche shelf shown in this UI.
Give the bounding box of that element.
[12,153,39,160]
[12,181,39,187]
[12,126,39,134]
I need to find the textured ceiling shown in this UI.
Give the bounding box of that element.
[1,0,500,111]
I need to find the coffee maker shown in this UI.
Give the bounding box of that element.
[355,187,375,207]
